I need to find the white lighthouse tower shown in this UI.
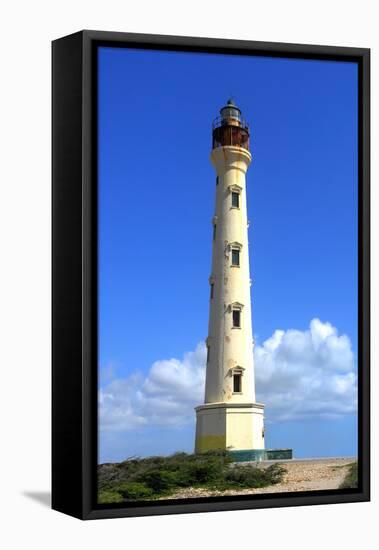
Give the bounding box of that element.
[195,100,265,459]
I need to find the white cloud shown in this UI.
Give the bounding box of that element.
[254,318,357,420]
[99,319,357,432]
[99,343,206,432]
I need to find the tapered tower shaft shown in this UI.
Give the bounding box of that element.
[205,145,254,404]
[195,100,265,456]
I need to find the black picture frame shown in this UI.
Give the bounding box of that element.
[52,30,370,520]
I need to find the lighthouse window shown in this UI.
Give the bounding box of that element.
[213,224,216,241]
[206,346,210,364]
[233,373,242,393]
[231,191,240,208]
[232,310,241,328]
[210,283,214,299]
[216,176,219,186]
[231,249,240,266]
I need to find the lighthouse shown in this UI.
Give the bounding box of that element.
[195,100,265,460]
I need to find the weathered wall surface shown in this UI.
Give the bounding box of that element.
[205,146,255,405]
[195,403,264,452]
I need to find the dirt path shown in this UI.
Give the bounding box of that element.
[162,457,355,499]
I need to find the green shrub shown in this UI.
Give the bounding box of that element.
[339,462,358,489]
[117,482,154,500]
[98,490,123,504]
[179,454,229,485]
[224,466,267,487]
[211,463,285,490]
[97,451,285,502]
[265,464,286,484]
[184,461,219,484]
[136,471,178,494]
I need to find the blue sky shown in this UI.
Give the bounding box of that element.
[98,46,358,463]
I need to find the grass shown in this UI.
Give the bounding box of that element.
[331,461,356,470]
[98,451,286,503]
[339,462,358,489]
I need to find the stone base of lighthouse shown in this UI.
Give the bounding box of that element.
[195,402,265,457]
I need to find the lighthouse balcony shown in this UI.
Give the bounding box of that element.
[212,116,250,151]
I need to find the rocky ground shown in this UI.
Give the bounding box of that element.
[160,457,356,499]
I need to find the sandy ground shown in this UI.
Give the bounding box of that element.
[161,457,356,499]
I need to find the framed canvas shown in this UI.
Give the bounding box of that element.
[52,30,370,520]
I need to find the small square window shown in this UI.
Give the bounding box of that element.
[231,249,240,266]
[233,373,242,393]
[232,310,241,328]
[231,192,240,208]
